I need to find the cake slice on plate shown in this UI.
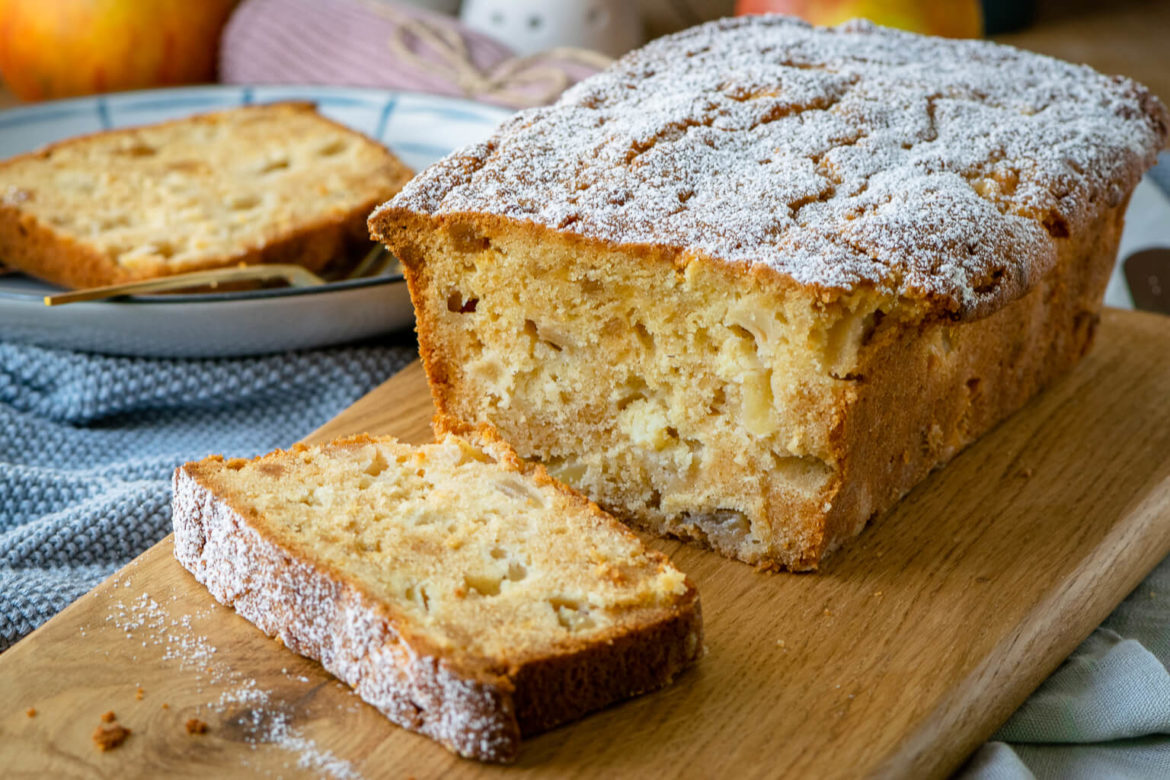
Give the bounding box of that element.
[0,101,412,289]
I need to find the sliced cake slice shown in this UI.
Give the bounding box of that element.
[0,101,413,289]
[171,428,702,763]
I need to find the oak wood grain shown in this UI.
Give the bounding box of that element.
[2,308,1170,779]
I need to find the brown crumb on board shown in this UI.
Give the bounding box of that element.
[185,718,208,735]
[26,707,36,718]
[161,703,169,710]
[135,687,145,701]
[100,710,116,723]
[93,723,131,751]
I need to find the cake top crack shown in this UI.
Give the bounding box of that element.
[381,15,1167,319]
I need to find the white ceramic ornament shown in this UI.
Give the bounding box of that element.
[460,0,644,58]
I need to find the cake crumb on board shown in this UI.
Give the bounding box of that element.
[92,723,131,752]
[186,718,209,735]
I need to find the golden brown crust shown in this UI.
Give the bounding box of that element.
[0,102,412,289]
[373,16,1167,322]
[814,197,1127,565]
[509,598,701,734]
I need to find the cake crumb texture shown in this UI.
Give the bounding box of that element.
[92,723,131,752]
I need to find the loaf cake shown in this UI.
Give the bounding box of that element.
[369,16,1168,570]
[0,102,412,289]
[172,429,701,762]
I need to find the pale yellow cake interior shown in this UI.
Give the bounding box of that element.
[201,434,689,662]
[0,103,403,274]
[411,223,902,563]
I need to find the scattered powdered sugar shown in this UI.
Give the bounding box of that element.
[107,593,221,672]
[219,683,361,780]
[383,15,1168,319]
[105,589,362,779]
[277,731,361,779]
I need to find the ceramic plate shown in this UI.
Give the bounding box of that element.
[0,85,512,357]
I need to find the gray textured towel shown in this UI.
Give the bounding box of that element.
[0,340,412,650]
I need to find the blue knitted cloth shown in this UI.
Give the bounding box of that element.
[0,340,412,650]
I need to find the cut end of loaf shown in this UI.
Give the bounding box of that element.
[372,195,1125,570]
[376,214,869,569]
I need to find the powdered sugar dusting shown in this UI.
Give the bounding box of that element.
[224,687,361,780]
[382,15,1167,319]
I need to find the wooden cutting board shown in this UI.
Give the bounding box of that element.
[4,308,1170,779]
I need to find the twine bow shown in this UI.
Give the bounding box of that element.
[363,1,613,107]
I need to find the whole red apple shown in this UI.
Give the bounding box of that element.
[735,0,982,38]
[0,0,239,101]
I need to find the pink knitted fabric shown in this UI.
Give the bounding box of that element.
[220,0,600,107]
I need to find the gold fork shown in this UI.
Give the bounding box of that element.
[36,246,398,306]
[41,264,328,306]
